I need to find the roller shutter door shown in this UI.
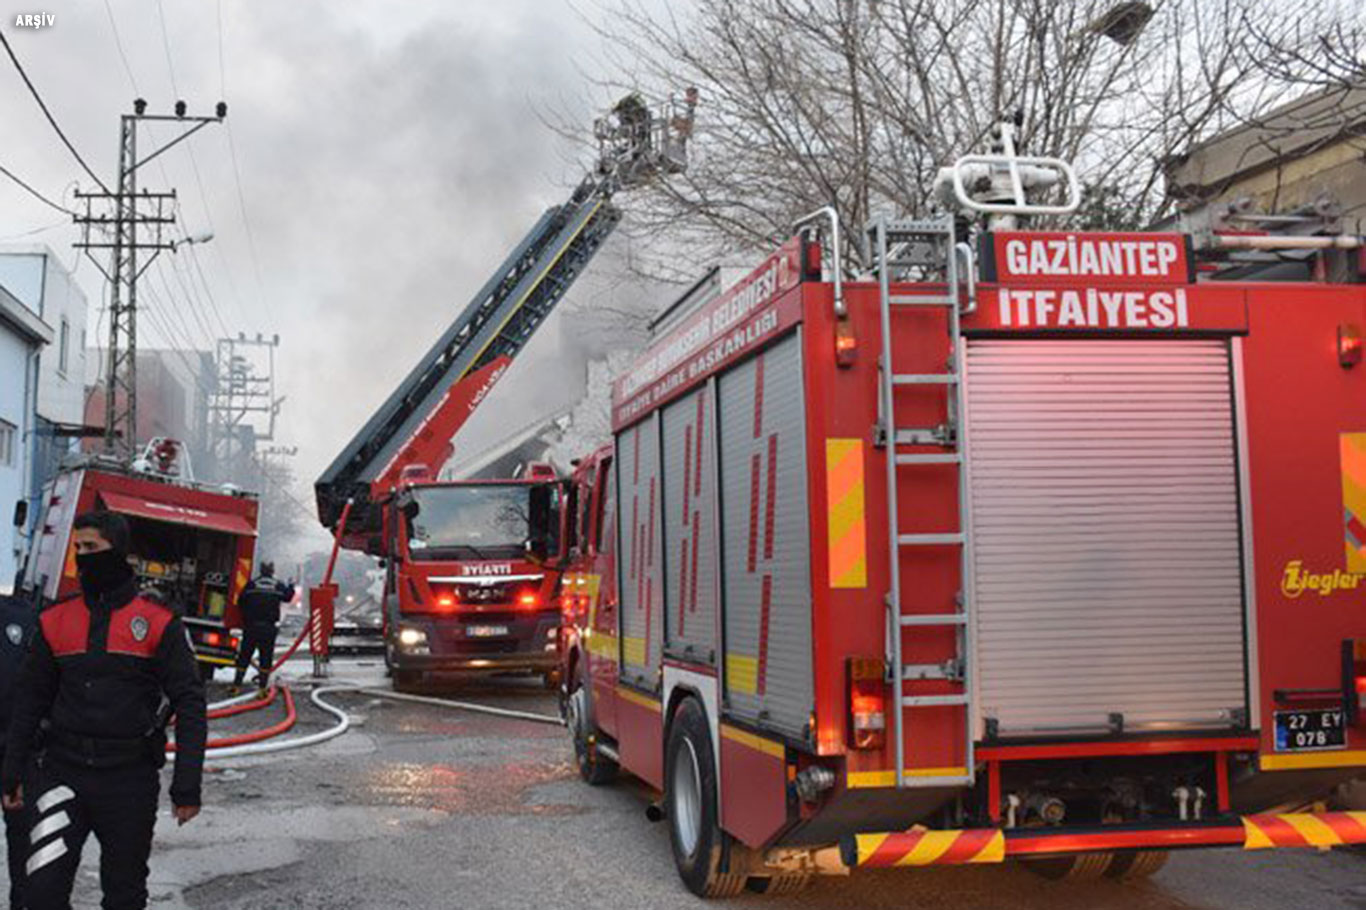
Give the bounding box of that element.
[718,333,813,741]
[662,386,720,664]
[965,339,1247,735]
[616,414,663,689]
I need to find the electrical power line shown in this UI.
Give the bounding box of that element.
[154,0,180,97]
[183,239,233,337]
[101,0,140,93]
[0,162,76,215]
[0,31,110,193]
[213,5,271,323]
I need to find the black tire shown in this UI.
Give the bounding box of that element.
[1107,850,1168,880]
[567,664,617,785]
[665,698,747,898]
[1022,852,1114,880]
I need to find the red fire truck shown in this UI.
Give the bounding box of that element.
[15,446,258,678]
[559,126,1366,894]
[314,93,696,688]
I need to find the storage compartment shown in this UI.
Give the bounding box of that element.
[965,339,1248,736]
[717,332,814,741]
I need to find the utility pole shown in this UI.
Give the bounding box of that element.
[75,98,226,456]
[209,332,282,481]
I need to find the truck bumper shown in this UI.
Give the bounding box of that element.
[841,812,1366,867]
[393,611,560,674]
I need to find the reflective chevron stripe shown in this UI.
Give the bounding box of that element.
[855,828,1005,866]
[1243,812,1366,849]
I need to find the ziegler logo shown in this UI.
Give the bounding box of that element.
[1280,559,1366,599]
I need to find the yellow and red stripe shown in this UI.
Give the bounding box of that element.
[854,828,1005,867]
[825,438,867,588]
[1243,812,1366,849]
[1342,432,1366,571]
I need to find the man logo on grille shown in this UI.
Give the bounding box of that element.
[130,616,149,642]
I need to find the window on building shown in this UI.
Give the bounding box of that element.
[58,317,69,376]
[0,420,15,468]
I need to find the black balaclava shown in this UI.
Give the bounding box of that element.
[76,547,135,602]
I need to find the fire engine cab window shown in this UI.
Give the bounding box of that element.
[403,486,532,560]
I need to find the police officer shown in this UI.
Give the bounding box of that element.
[233,561,294,694]
[1,511,206,910]
[0,592,35,910]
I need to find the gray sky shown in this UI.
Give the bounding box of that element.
[0,0,660,553]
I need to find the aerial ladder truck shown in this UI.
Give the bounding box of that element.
[314,91,697,689]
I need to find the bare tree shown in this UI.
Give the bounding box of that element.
[572,0,1364,269]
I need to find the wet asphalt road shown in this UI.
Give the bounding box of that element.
[10,657,1365,910]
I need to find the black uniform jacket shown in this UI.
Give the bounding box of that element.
[0,595,36,756]
[1,579,206,807]
[238,576,295,628]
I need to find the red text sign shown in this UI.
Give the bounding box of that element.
[613,239,806,429]
[985,232,1193,286]
[969,286,1248,333]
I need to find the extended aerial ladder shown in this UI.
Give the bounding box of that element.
[315,90,698,552]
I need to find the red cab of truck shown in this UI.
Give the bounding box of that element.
[559,210,1366,894]
[379,466,565,689]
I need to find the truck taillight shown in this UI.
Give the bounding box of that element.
[1339,323,1362,368]
[834,317,857,368]
[847,656,886,750]
[206,632,223,647]
[1346,639,1366,725]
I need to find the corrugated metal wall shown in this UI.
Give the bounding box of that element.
[718,333,813,741]
[662,386,719,664]
[616,414,663,689]
[966,339,1247,734]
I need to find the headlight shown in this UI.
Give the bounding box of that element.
[398,627,428,650]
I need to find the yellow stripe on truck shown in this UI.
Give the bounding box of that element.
[720,724,784,759]
[1259,750,1366,771]
[825,438,867,589]
[726,653,758,695]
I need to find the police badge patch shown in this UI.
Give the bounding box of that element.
[130,616,150,642]
[5,624,21,646]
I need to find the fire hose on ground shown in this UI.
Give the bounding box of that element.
[176,681,563,762]
[179,495,560,761]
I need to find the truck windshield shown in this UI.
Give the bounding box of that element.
[402,485,537,560]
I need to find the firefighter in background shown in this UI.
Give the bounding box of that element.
[233,561,294,694]
[0,593,35,910]
[1,511,205,910]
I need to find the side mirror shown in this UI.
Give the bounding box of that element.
[12,500,27,528]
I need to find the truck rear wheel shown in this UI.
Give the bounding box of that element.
[665,698,746,898]
[568,665,616,785]
[1107,850,1168,880]
[1022,852,1114,880]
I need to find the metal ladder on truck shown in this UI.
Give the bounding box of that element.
[868,214,977,789]
[314,91,698,541]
